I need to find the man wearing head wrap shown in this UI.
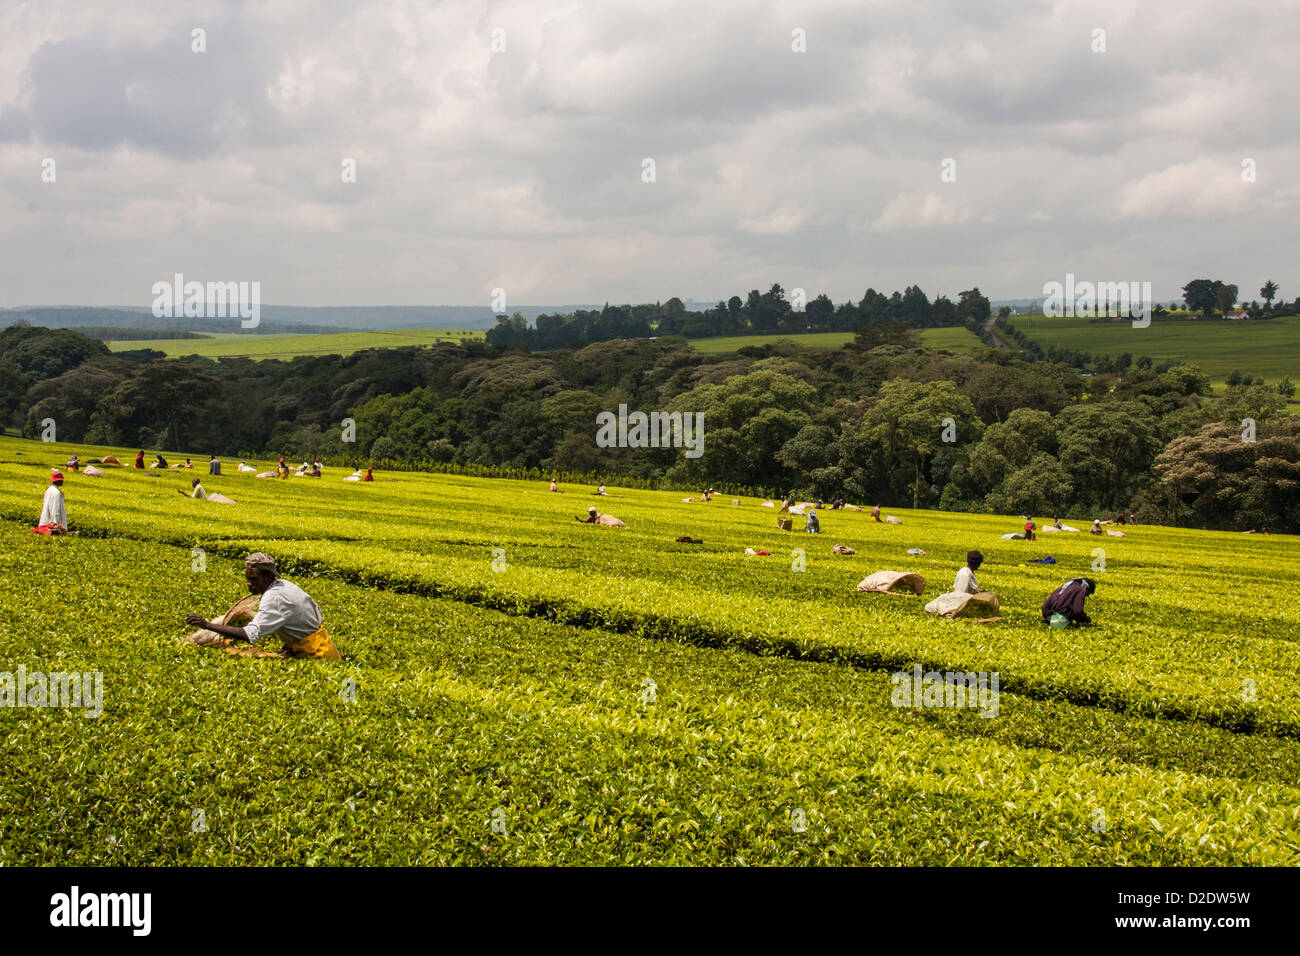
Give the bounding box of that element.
[38,470,69,533]
[954,551,984,594]
[1042,578,1096,626]
[185,552,341,659]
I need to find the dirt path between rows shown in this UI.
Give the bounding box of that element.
[982,315,1009,349]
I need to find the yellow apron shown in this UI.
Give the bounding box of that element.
[280,623,342,660]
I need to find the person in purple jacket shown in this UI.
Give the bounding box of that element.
[1042,578,1096,625]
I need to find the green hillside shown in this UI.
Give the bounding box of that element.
[1006,314,1300,385]
[2,435,1297,865]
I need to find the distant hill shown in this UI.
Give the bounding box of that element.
[72,326,209,341]
[0,307,348,336]
[0,303,714,335]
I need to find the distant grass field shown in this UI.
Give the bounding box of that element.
[918,326,982,352]
[108,328,484,361]
[1006,314,1300,385]
[687,327,981,354]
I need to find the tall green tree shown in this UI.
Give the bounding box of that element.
[1155,419,1300,530]
[1182,279,1222,318]
[859,378,981,508]
[1215,283,1239,315]
[955,287,991,323]
[901,286,932,326]
[1056,402,1162,511]
[1260,280,1279,309]
[664,365,820,491]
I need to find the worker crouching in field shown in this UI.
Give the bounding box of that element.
[185,553,342,659]
[179,477,207,499]
[1042,577,1096,627]
[576,505,626,527]
[33,470,69,535]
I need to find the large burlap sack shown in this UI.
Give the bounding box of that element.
[924,591,1001,620]
[857,570,926,595]
[83,465,105,477]
[595,514,626,527]
[100,455,122,466]
[207,493,236,504]
[186,593,260,648]
[885,515,902,524]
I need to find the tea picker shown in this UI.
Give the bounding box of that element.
[32,469,69,535]
[1042,578,1096,627]
[184,552,342,659]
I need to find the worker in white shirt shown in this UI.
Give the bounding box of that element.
[953,550,985,594]
[178,477,208,499]
[185,552,341,659]
[38,470,69,533]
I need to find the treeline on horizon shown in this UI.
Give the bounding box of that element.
[2,321,1298,534]
[487,277,1300,351]
[486,283,996,349]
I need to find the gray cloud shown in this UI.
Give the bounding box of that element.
[0,0,1296,308]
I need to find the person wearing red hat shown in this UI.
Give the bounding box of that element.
[39,471,68,533]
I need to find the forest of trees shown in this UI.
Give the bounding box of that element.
[486,283,992,349]
[4,321,1297,533]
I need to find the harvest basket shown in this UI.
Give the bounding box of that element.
[185,593,260,648]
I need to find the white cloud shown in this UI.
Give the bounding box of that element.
[871,192,973,232]
[1114,159,1254,220]
[738,202,807,235]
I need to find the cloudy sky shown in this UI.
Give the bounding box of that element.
[1,0,1296,308]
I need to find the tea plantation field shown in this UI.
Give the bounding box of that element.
[1005,314,1300,385]
[2,436,1299,865]
[107,328,483,361]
